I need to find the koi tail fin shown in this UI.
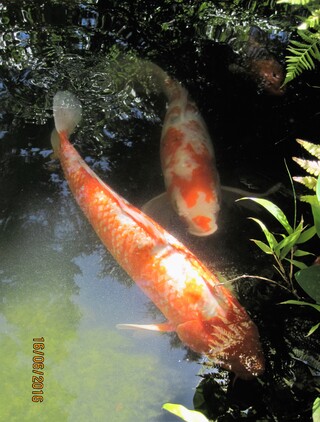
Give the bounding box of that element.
[53,91,82,136]
[51,91,82,155]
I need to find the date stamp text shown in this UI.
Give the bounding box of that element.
[31,337,45,402]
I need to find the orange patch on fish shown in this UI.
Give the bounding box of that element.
[162,139,216,209]
[192,215,212,232]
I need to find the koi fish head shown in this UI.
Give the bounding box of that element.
[170,178,221,236]
[176,299,265,380]
[249,58,285,96]
[175,192,220,236]
[211,320,265,380]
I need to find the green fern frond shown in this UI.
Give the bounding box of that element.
[298,28,320,43]
[296,138,320,159]
[293,139,320,191]
[284,30,320,84]
[300,194,318,202]
[293,175,318,190]
[293,157,320,176]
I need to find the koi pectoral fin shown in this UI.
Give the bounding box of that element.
[142,192,174,218]
[142,192,182,229]
[116,322,175,332]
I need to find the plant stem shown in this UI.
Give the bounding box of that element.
[221,274,300,298]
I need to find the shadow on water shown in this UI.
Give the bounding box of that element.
[1,1,320,421]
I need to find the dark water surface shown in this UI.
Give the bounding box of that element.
[1,1,320,421]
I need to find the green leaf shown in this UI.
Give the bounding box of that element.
[312,202,320,237]
[199,2,209,13]
[245,198,292,233]
[162,403,210,422]
[248,218,279,250]
[307,322,320,336]
[296,225,316,243]
[285,258,308,269]
[317,175,320,202]
[312,396,320,422]
[281,300,320,312]
[250,239,274,254]
[293,248,314,257]
[277,0,312,4]
[277,226,303,259]
[295,265,320,302]
[300,194,319,204]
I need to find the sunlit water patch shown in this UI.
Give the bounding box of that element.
[0,177,200,421]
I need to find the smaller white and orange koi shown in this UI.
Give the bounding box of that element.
[143,64,221,237]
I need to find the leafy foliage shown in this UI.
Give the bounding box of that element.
[283,30,320,84]
[295,265,320,302]
[240,141,320,420]
[277,0,313,5]
[293,139,320,238]
[162,403,210,422]
[238,196,314,288]
[293,139,320,188]
[299,8,320,30]
[240,138,320,323]
[276,0,320,83]
[286,141,320,340]
[313,396,320,422]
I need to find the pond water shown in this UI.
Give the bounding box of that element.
[1,1,320,421]
[0,157,199,421]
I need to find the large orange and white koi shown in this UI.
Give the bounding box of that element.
[52,91,264,379]
[144,64,220,236]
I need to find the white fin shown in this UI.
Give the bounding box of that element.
[142,192,182,231]
[50,128,60,157]
[142,192,171,215]
[222,182,282,199]
[222,183,283,211]
[53,91,82,136]
[116,322,174,332]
